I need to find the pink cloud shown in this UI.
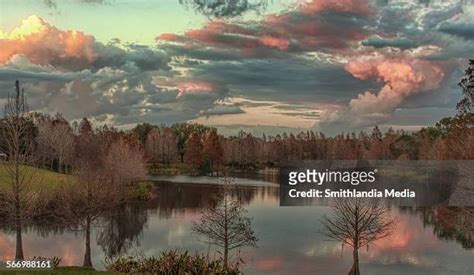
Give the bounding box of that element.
[299,0,372,16]
[318,53,446,131]
[157,33,180,41]
[258,35,290,50]
[0,15,97,68]
[156,0,371,54]
[345,56,445,115]
[183,21,261,50]
[177,80,217,97]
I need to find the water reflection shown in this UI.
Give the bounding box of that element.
[0,180,473,274]
[97,204,149,258]
[400,207,473,249]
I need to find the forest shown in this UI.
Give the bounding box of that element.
[1,107,471,177]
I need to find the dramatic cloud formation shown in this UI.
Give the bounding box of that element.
[1,0,471,132]
[0,16,225,126]
[0,15,170,72]
[158,0,373,54]
[0,16,96,69]
[318,54,447,133]
[345,56,444,116]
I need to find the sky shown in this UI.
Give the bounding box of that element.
[0,0,473,135]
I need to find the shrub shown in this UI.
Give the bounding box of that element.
[106,250,241,274]
[127,181,152,201]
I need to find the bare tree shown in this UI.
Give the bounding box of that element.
[192,178,257,267]
[50,114,74,173]
[33,114,56,170]
[104,138,148,186]
[35,114,74,173]
[145,128,161,164]
[60,170,119,268]
[59,133,147,268]
[1,80,39,260]
[321,198,396,275]
[145,127,178,165]
[457,59,474,114]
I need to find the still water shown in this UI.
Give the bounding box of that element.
[0,174,473,274]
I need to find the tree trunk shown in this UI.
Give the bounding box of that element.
[83,217,93,267]
[223,195,228,268]
[15,219,24,260]
[58,154,62,173]
[14,174,24,260]
[348,247,360,275]
[224,245,228,268]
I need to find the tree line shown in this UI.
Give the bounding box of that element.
[139,114,473,171]
[0,103,472,177]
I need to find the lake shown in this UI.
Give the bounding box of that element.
[0,174,473,274]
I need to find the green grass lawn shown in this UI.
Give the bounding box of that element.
[0,163,148,199]
[0,163,73,191]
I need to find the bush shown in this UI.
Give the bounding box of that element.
[127,181,152,201]
[198,160,212,176]
[106,251,241,274]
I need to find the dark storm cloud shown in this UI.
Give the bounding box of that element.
[179,0,269,18]
[362,36,418,49]
[364,0,471,62]
[438,21,474,40]
[0,51,225,125]
[199,105,245,116]
[420,3,463,29]
[185,57,376,103]
[93,43,171,72]
[42,0,108,8]
[42,0,57,8]
[161,44,248,62]
[0,68,86,82]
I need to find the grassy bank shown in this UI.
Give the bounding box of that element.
[0,163,73,191]
[0,163,152,201]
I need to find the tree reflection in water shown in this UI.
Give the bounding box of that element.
[97,181,276,259]
[97,204,149,258]
[3,181,472,273]
[400,206,474,249]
